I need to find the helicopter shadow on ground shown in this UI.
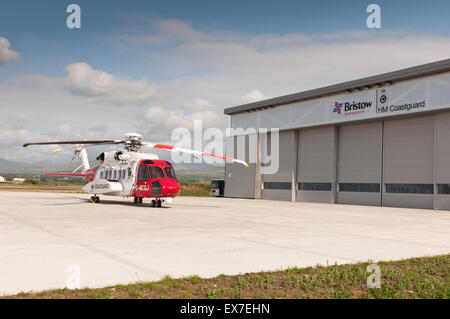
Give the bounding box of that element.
[50,196,221,209]
[63,196,171,208]
[89,199,223,209]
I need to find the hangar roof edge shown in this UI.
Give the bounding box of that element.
[224,58,450,115]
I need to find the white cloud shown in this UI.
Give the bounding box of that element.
[106,18,210,47]
[184,98,217,112]
[108,20,450,108]
[104,23,450,152]
[56,123,71,135]
[234,89,265,105]
[0,127,55,162]
[64,62,158,105]
[3,19,450,162]
[0,73,134,162]
[138,102,224,142]
[0,128,35,144]
[0,37,20,65]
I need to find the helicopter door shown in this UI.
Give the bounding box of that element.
[148,166,165,197]
[134,164,150,197]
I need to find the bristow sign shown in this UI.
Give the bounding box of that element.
[333,97,426,117]
[333,87,427,117]
[333,100,373,116]
[330,86,429,121]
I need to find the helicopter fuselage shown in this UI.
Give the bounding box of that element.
[82,151,180,201]
[24,132,247,206]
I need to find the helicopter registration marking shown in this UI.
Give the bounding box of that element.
[137,185,150,191]
[91,184,109,190]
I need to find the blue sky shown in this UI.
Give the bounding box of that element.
[1,0,450,80]
[1,0,450,161]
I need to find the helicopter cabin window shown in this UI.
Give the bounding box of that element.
[122,169,126,179]
[100,170,104,179]
[138,165,149,181]
[128,167,132,178]
[113,170,117,180]
[164,167,177,180]
[148,166,165,179]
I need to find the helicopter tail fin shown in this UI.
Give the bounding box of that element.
[76,147,90,171]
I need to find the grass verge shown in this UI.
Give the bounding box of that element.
[0,181,212,196]
[0,183,82,193]
[5,254,449,299]
[179,181,211,197]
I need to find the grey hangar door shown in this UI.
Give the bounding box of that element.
[337,121,382,206]
[382,116,434,209]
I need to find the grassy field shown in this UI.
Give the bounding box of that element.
[0,182,82,193]
[179,181,211,196]
[6,254,449,299]
[0,181,211,196]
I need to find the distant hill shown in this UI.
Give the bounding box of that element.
[0,157,24,167]
[175,164,224,182]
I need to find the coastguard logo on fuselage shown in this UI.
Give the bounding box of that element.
[333,100,372,116]
[91,183,109,190]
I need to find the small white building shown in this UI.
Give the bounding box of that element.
[12,178,25,184]
[0,176,5,183]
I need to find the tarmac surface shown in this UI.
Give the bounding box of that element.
[0,191,449,295]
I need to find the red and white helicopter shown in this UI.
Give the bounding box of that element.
[23,133,247,207]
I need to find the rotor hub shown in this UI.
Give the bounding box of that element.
[124,133,143,152]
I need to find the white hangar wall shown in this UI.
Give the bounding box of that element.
[224,69,450,210]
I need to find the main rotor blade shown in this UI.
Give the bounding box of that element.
[50,143,109,154]
[142,142,249,167]
[23,140,124,147]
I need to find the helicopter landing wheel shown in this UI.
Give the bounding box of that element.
[91,196,100,203]
[138,197,143,204]
[134,197,138,204]
[151,200,156,207]
[156,199,162,208]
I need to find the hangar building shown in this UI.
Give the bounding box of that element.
[223,59,450,210]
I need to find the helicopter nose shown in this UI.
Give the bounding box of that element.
[162,179,180,196]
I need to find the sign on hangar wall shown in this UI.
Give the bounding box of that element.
[231,71,450,132]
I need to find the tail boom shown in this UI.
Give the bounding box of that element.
[45,173,86,177]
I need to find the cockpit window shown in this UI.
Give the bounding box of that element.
[148,166,165,179]
[138,165,149,181]
[164,167,177,180]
